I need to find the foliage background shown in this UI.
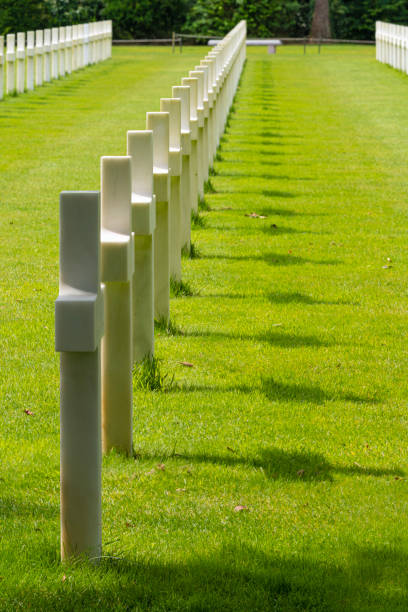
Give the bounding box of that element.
[1,1,408,45]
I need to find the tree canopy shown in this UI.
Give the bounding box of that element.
[1,0,408,41]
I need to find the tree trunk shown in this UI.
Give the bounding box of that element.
[310,0,331,39]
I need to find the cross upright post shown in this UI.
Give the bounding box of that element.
[6,34,16,95]
[127,130,156,362]
[58,27,66,77]
[146,112,171,323]
[100,157,134,455]
[15,32,24,94]
[0,36,4,100]
[173,85,192,252]
[55,191,104,561]
[160,97,182,282]
[43,29,51,82]
[65,26,72,74]
[189,70,206,200]
[26,31,35,91]
[51,27,59,80]
[181,77,199,214]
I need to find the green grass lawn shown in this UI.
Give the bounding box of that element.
[1,44,408,610]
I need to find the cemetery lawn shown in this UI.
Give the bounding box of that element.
[1,43,408,611]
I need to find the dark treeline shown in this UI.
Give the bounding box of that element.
[1,0,408,41]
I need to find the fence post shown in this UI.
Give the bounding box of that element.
[92,22,97,63]
[44,29,51,82]
[65,26,72,74]
[59,27,66,77]
[95,22,100,63]
[100,22,106,61]
[35,30,43,86]
[101,22,107,61]
[6,34,16,95]
[96,22,102,63]
[200,59,216,165]
[207,50,221,150]
[77,24,84,69]
[95,22,101,63]
[51,28,59,80]
[392,24,395,67]
[127,130,156,362]
[189,69,206,199]
[376,22,381,63]
[55,191,103,561]
[103,21,109,61]
[146,112,171,322]
[181,77,199,213]
[108,21,113,58]
[93,22,98,63]
[172,85,191,251]
[201,56,217,161]
[101,21,106,62]
[395,25,399,71]
[84,23,90,66]
[16,33,26,94]
[72,26,78,71]
[399,25,403,71]
[160,97,182,282]
[88,23,94,65]
[405,27,408,74]
[100,157,134,455]
[195,65,210,182]
[26,32,35,91]
[399,25,403,72]
[0,36,3,100]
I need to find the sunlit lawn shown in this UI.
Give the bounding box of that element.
[1,44,408,610]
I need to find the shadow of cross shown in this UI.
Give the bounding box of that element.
[136,447,404,484]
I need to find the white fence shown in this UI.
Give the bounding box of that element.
[55,20,247,560]
[376,21,408,71]
[0,21,112,99]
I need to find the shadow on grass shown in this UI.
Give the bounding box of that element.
[215,173,296,187]
[237,112,279,120]
[258,205,329,217]
[267,291,357,306]
[189,293,260,300]
[142,447,404,482]
[0,496,58,519]
[178,327,329,348]
[200,252,341,266]
[208,224,310,235]
[262,188,297,197]
[259,330,327,347]
[262,224,311,236]
[215,186,297,199]
[264,252,341,266]
[221,147,281,156]
[258,149,284,158]
[7,543,408,610]
[209,205,314,218]
[261,377,378,405]
[166,376,378,406]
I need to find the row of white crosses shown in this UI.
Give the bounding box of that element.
[376,21,408,72]
[0,21,112,99]
[55,20,247,561]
